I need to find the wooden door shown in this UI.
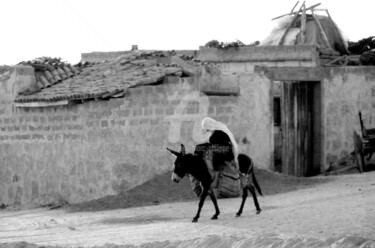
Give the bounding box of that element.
[281,82,315,176]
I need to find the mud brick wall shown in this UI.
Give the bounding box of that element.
[0,66,272,207]
[322,67,375,169]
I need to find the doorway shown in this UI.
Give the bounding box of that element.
[279,81,322,177]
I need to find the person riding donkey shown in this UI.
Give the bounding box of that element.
[168,117,262,221]
[190,117,240,197]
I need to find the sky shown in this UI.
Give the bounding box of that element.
[1,0,374,65]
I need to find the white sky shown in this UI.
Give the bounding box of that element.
[1,0,374,65]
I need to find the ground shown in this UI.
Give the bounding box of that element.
[67,167,330,212]
[0,169,375,248]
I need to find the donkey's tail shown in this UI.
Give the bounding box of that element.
[252,170,263,196]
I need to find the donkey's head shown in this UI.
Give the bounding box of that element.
[167,144,188,183]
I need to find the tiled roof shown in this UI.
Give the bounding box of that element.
[15,51,198,103]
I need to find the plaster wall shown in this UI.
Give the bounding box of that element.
[322,67,375,169]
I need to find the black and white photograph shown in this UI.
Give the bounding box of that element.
[0,0,374,247]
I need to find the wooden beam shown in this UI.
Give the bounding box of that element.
[278,4,304,45]
[272,3,321,20]
[290,1,300,13]
[311,12,332,49]
[323,55,347,66]
[300,3,307,44]
[15,100,69,108]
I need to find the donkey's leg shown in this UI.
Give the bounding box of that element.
[236,187,248,217]
[248,184,261,214]
[192,188,209,222]
[208,188,220,220]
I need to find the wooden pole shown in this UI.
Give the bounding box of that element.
[311,12,332,49]
[272,3,321,20]
[278,4,304,45]
[300,3,306,44]
[290,1,300,13]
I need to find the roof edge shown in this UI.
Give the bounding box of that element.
[197,45,320,63]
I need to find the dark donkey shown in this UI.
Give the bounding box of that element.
[167,144,262,222]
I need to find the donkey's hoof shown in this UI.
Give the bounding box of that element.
[192,218,198,223]
[256,209,262,214]
[211,216,218,220]
[235,213,241,217]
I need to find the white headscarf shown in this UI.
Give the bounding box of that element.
[201,117,239,161]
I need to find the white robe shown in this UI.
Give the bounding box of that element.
[201,117,239,168]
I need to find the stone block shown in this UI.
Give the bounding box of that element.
[129,119,140,126]
[144,108,153,116]
[150,118,160,125]
[15,134,30,140]
[108,98,124,109]
[118,109,130,117]
[185,107,198,115]
[143,86,154,95]
[72,116,80,122]
[31,134,44,140]
[140,119,150,125]
[101,120,109,128]
[155,85,167,95]
[128,87,143,97]
[165,107,174,115]
[132,108,142,116]
[154,108,164,116]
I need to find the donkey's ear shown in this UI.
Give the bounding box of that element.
[180,144,186,155]
[167,147,180,157]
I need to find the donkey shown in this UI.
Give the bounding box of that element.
[167,144,262,222]
[167,144,220,222]
[236,153,262,217]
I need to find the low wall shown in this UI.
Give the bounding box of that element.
[0,65,272,207]
[322,67,375,168]
[82,50,197,63]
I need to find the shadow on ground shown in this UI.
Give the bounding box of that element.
[100,215,173,225]
[67,168,333,213]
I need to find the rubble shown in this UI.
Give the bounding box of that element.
[204,39,258,49]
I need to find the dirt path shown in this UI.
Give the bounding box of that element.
[0,172,374,247]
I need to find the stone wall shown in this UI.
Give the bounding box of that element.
[322,67,375,169]
[0,65,272,207]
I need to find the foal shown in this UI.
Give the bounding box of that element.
[168,144,262,222]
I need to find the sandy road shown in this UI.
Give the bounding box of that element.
[0,172,375,247]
